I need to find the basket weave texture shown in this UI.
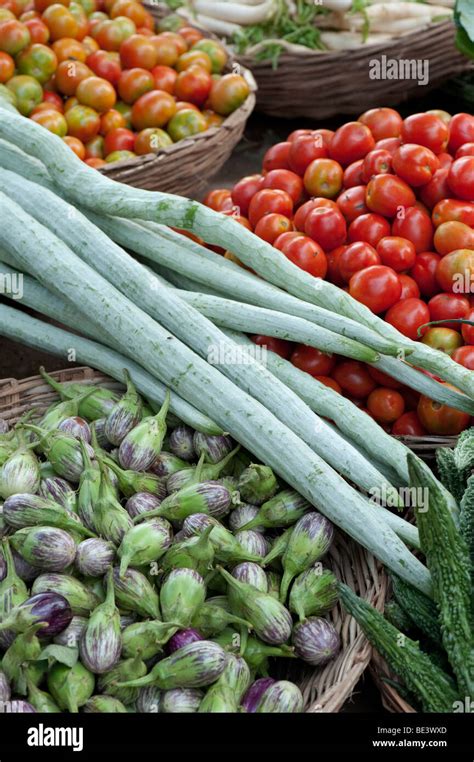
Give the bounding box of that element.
[0,366,387,713]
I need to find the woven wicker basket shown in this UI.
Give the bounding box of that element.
[98,11,256,196]
[394,434,458,468]
[370,649,417,713]
[0,366,387,713]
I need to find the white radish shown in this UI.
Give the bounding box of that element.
[193,12,243,35]
[322,0,353,10]
[192,0,277,25]
[319,31,393,49]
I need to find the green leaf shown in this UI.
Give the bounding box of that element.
[455,0,474,57]
[38,644,79,668]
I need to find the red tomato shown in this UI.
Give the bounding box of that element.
[55,59,91,96]
[120,34,157,70]
[86,50,121,86]
[392,143,439,187]
[263,142,291,172]
[248,188,293,228]
[399,274,420,299]
[461,307,474,344]
[419,167,450,209]
[418,389,470,435]
[251,335,293,360]
[348,213,391,247]
[104,126,134,154]
[0,50,14,83]
[204,188,233,212]
[254,213,293,244]
[288,134,327,175]
[366,174,416,217]
[338,241,380,283]
[24,17,49,44]
[376,236,416,272]
[117,67,154,104]
[314,376,342,394]
[231,174,264,217]
[43,89,62,111]
[175,66,212,106]
[448,113,474,154]
[100,108,125,134]
[303,158,343,199]
[448,156,474,201]
[391,206,433,254]
[290,345,335,376]
[85,157,106,168]
[287,128,313,142]
[313,128,334,149]
[428,292,470,330]
[333,361,376,399]
[343,159,364,188]
[304,207,347,251]
[262,169,303,204]
[385,298,430,340]
[361,149,392,183]
[366,366,402,389]
[349,265,401,313]
[437,152,453,169]
[432,198,474,228]
[277,235,327,278]
[150,64,177,94]
[326,246,346,287]
[434,221,474,256]
[436,249,474,294]
[374,136,402,155]
[358,107,402,140]
[336,185,368,223]
[273,232,304,250]
[410,251,442,298]
[328,121,375,167]
[367,388,405,424]
[391,411,426,436]
[401,112,449,154]
[294,198,337,232]
[131,89,176,130]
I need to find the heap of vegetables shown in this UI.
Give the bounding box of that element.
[0,0,250,166]
[203,107,474,436]
[0,369,342,713]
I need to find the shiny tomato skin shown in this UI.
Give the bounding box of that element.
[43,90,63,111]
[366,174,416,217]
[119,34,157,70]
[134,127,172,154]
[418,388,470,435]
[361,148,392,184]
[391,206,434,254]
[333,361,376,399]
[175,66,212,106]
[391,411,426,436]
[432,198,474,228]
[328,121,375,167]
[452,346,474,370]
[437,152,453,169]
[24,17,49,44]
[374,136,402,155]
[248,189,293,228]
[358,107,402,140]
[349,265,401,313]
[287,128,313,142]
[65,104,100,142]
[278,235,327,278]
[288,134,327,176]
[326,246,346,287]
[428,292,471,331]
[294,198,337,232]
[448,113,474,154]
[313,128,334,149]
[461,307,474,344]
[366,366,402,389]
[399,273,420,299]
[367,388,405,424]
[419,167,451,209]
[87,49,121,86]
[263,142,291,172]
[343,159,364,188]
[0,51,14,82]
[204,188,233,212]
[392,143,439,187]
[338,241,380,283]
[0,19,31,55]
[104,126,134,154]
[100,108,126,134]
[304,207,347,251]
[348,213,391,247]
[315,376,342,393]
[150,64,177,94]
[434,221,474,256]
[410,251,442,298]
[63,134,85,159]
[303,158,343,199]
[254,213,293,244]
[231,174,264,217]
[131,89,176,130]
[274,232,305,250]
[385,297,430,340]
[209,73,249,116]
[55,59,91,96]
[421,327,463,355]
[262,169,304,204]
[290,345,335,376]
[251,335,293,360]
[401,112,449,154]
[376,236,416,272]
[117,67,154,103]
[447,156,474,201]
[336,185,368,222]
[76,74,116,112]
[436,248,474,294]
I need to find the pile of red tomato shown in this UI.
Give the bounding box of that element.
[204,108,474,437]
[0,0,250,166]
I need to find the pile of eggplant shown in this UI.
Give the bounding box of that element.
[0,369,340,713]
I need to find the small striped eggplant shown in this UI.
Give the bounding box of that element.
[0,700,36,713]
[93,463,132,546]
[32,574,100,617]
[234,530,269,560]
[80,568,122,674]
[125,492,162,520]
[241,490,310,532]
[0,592,72,638]
[121,621,178,660]
[266,571,282,600]
[262,527,294,567]
[167,628,203,654]
[2,624,42,684]
[215,476,238,492]
[280,513,335,603]
[198,684,238,713]
[112,567,160,620]
[0,505,13,542]
[117,640,227,690]
[11,526,77,572]
[83,695,128,713]
[97,655,147,705]
[120,613,137,630]
[26,677,61,713]
[105,370,143,446]
[149,452,193,479]
[241,677,275,712]
[75,538,116,577]
[228,504,264,534]
[134,481,236,524]
[135,686,161,713]
[3,494,92,538]
[169,425,195,462]
[161,688,203,713]
[166,446,240,493]
[39,476,77,514]
[232,562,268,592]
[0,670,10,702]
[118,518,173,576]
[207,523,262,565]
[25,425,95,484]
[118,392,170,472]
[160,526,215,576]
[40,368,119,421]
[255,680,304,713]
[217,653,251,702]
[292,617,340,666]
[160,568,206,628]
[0,539,28,649]
[54,616,88,648]
[289,568,339,621]
[39,392,93,433]
[58,417,91,443]
[90,419,111,451]
[0,444,40,500]
[220,567,292,645]
[77,440,101,532]
[191,602,252,638]
[9,549,39,585]
[102,456,167,500]
[193,432,234,464]
[181,513,218,539]
[47,662,95,713]
[214,629,295,676]
[238,465,278,506]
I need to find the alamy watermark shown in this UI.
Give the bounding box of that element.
[0,271,23,300]
[369,55,429,87]
[207,342,268,367]
[369,484,429,512]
